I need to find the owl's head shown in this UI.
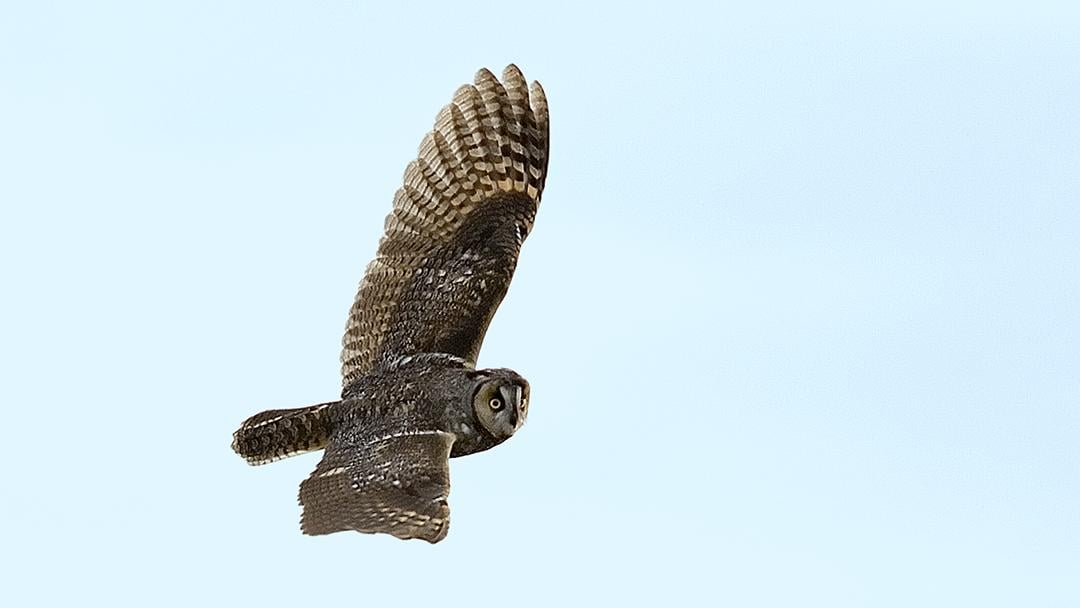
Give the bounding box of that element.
[469,369,530,440]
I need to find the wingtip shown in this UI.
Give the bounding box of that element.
[502,64,526,86]
[474,67,498,86]
[529,80,548,123]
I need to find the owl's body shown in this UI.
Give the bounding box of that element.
[234,358,524,467]
[231,66,548,543]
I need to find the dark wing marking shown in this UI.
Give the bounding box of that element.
[341,65,550,388]
[298,429,455,543]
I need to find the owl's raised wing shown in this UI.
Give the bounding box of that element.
[299,428,455,543]
[341,65,550,388]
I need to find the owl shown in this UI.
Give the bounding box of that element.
[231,65,549,543]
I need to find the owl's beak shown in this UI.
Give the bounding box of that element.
[499,384,526,429]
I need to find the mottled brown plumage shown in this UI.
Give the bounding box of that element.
[299,429,455,541]
[341,66,549,386]
[231,65,548,543]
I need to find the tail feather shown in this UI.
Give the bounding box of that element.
[232,402,338,465]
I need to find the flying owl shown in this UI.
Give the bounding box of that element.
[231,65,549,543]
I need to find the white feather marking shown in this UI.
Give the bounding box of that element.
[373,429,449,443]
[245,403,331,430]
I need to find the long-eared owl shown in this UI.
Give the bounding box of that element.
[231,65,549,543]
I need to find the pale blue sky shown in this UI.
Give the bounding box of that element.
[1,1,1077,606]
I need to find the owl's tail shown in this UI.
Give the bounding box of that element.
[231,402,338,465]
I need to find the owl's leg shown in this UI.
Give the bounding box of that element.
[232,401,338,465]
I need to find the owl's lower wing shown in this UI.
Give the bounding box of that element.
[299,429,455,543]
[341,65,550,388]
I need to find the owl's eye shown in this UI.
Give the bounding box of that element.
[489,397,503,410]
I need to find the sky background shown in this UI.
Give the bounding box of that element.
[1,1,1077,606]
